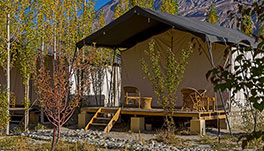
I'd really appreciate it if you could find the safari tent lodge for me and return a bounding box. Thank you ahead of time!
[76,6,255,134]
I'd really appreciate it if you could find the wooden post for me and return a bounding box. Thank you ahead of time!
[190,117,206,135]
[78,111,92,129]
[206,98,210,111]
[212,97,216,111]
[130,117,145,132]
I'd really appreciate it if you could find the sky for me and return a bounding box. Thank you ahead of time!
[95,0,111,11]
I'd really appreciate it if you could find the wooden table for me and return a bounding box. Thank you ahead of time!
[141,97,152,110]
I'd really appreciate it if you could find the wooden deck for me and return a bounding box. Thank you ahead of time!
[81,107,226,120]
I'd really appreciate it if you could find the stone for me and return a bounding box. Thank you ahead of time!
[17,129,216,150]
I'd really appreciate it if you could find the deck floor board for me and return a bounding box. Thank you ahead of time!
[81,107,226,120]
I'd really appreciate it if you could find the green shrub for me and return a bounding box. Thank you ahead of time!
[0,87,9,133]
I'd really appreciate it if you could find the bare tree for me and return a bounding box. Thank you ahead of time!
[36,49,93,151]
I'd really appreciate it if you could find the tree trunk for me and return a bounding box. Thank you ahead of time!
[51,127,57,151]
[253,111,257,132]
[165,115,170,138]
[113,66,116,107]
[6,13,10,135]
[55,125,61,147]
[92,69,98,106]
[54,30,56,61]
[24,76,30,131]
[40,40,45,124]
[249,102,257,133]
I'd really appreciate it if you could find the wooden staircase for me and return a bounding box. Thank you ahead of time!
[85,107,121,132]
[9,108,26,129]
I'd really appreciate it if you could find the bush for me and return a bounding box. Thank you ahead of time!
[0,87,9,133]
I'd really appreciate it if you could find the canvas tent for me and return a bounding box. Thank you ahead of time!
[76,6,256,108]
[0,48,56,107]
[75,59,121,107]
[0,67,26,106]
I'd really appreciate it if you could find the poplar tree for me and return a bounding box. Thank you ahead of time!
[0,0,23,134]
[33,1,96,149]
[129,0,154,9]
[142,40,193,137]
[16,0,39,131]
[258,24,264,38]
[0,0,40,132]
[206,0,219,24]
[0,0,97,135]
[80,0,96,39]
[114,0,155,19]
[160,0,179,15]
[241,15,253,36]
[114,0,130,19]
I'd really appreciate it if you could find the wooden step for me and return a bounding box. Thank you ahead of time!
[104,108,121,133]
[85,107,103,130]
[97,112,113,116]
[11,114,24,117]
[85,107,121,132]
[95,117,111,120]
[91,123,107,126]
[10,120,21,124]
[9,108,25,111]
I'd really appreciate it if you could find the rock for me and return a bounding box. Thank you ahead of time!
[18,129,215,151]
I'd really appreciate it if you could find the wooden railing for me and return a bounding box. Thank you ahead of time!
[104,108,121,133]
[85,107,102,130]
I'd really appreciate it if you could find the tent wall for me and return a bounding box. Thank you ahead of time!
[121,29,229,108]
[87,66,121,107]
[0,67,25,106]
[0,55,52,107]
[72,66,121,107]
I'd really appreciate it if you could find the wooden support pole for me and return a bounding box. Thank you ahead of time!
[206,39,232,136]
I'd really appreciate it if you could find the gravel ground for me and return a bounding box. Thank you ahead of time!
[13,128,217,151]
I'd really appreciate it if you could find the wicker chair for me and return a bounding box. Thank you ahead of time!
[123,86,141,108]
[181,87,206,111]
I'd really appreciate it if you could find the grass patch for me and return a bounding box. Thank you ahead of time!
[0,136,99,151]
[155,130,190,148]
[199,135,241,151]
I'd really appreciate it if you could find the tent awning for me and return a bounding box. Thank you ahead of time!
[76,6,256,49]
